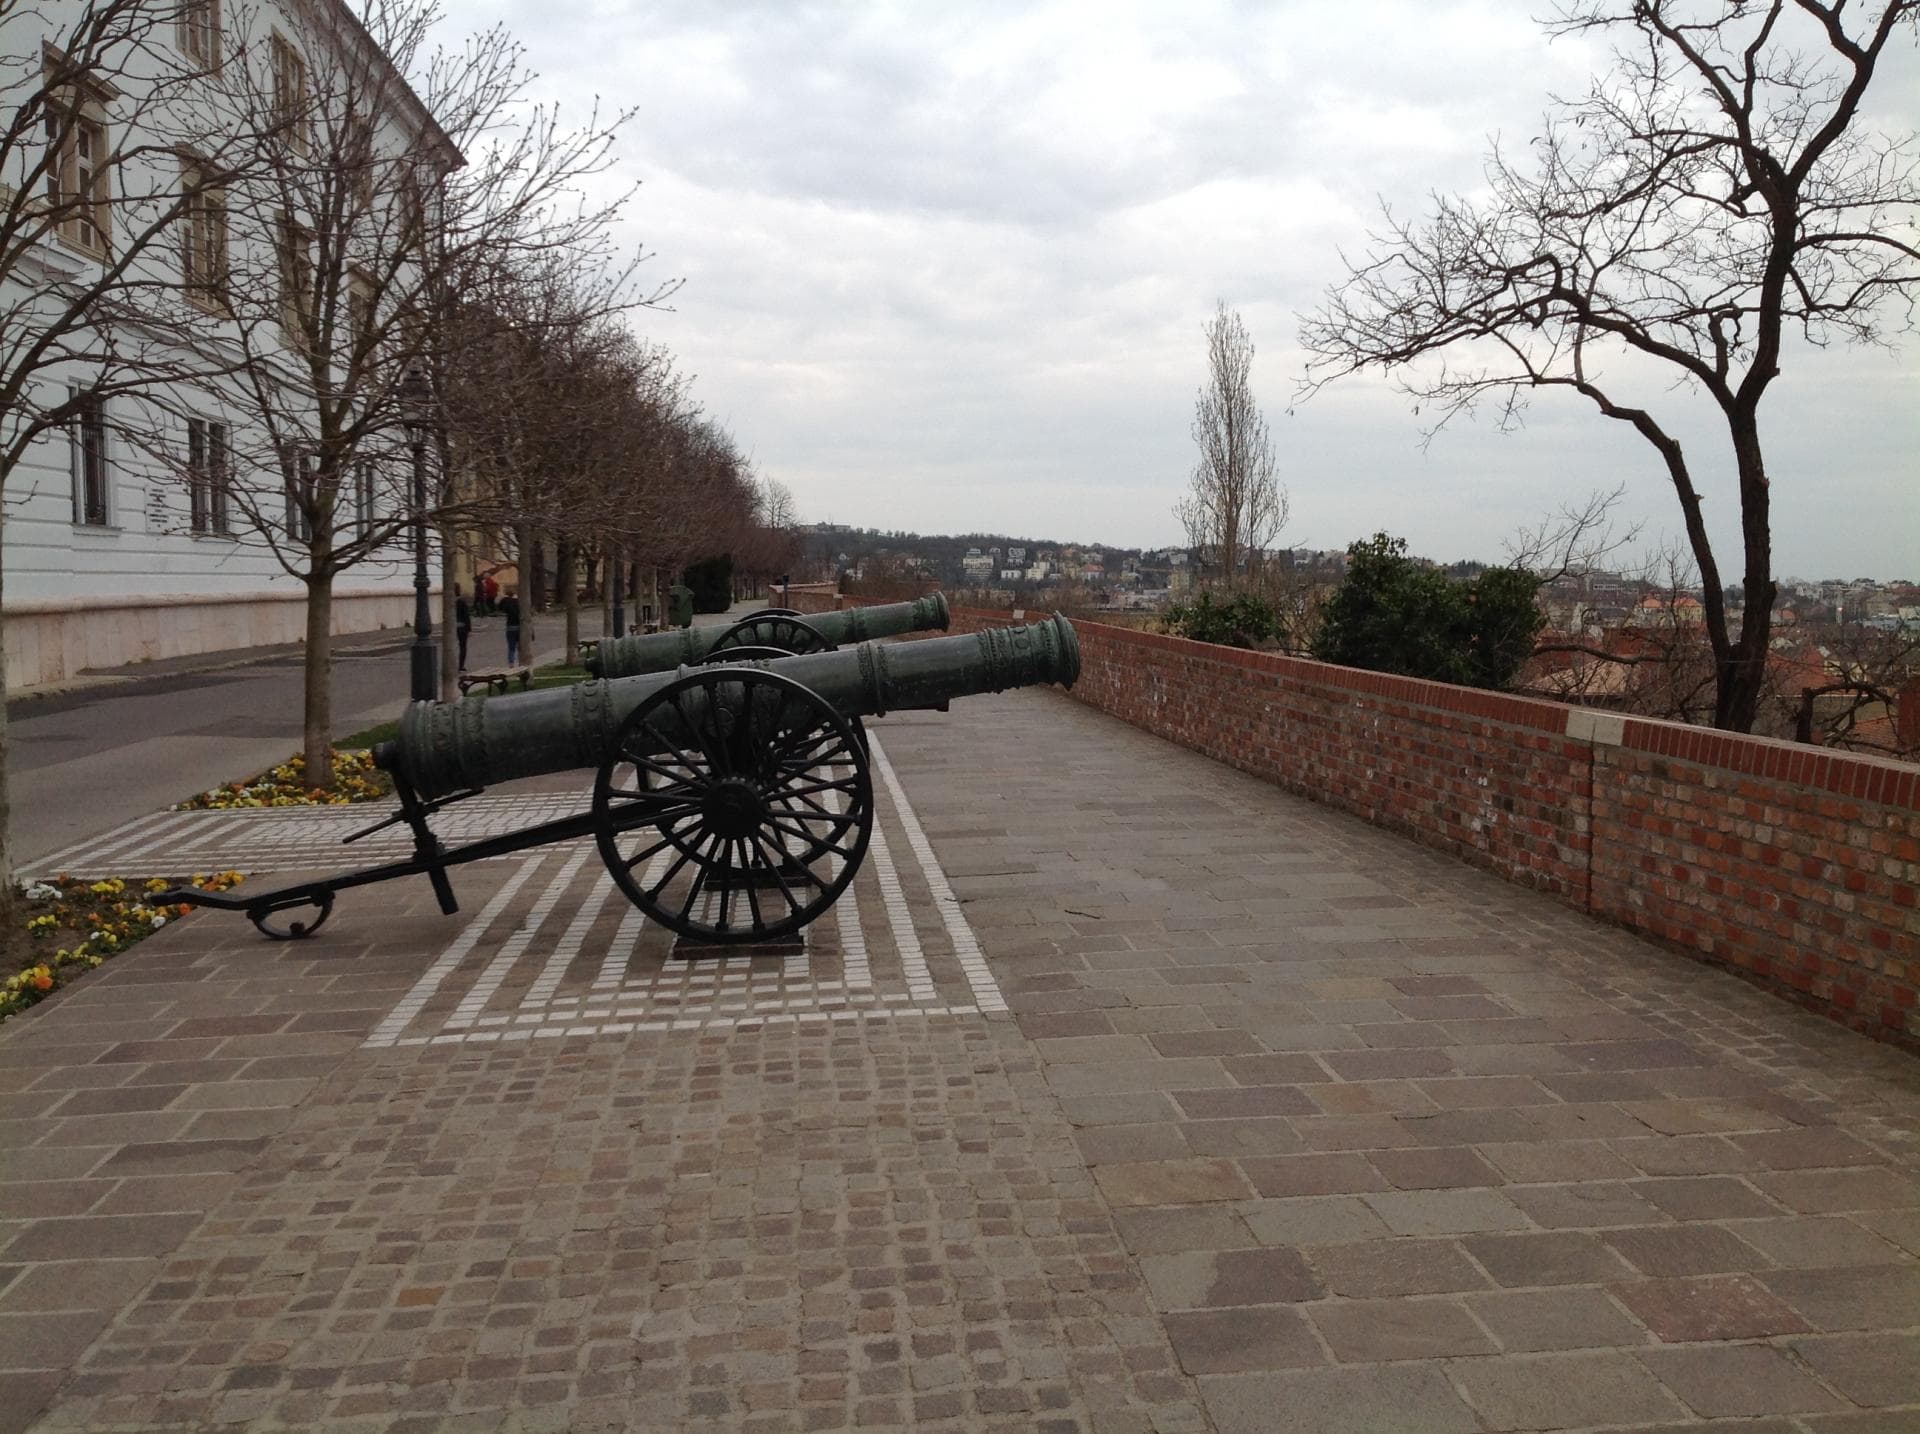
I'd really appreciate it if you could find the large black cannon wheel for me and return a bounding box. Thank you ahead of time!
[641,645,868,869]
[708,613,833,657]
[591,667,874,944]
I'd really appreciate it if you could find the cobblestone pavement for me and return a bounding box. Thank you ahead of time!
[4,691,1919,1432]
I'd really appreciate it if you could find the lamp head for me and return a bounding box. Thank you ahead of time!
[397,362,435,442]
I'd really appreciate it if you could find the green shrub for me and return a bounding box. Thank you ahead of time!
[1311,533,1543,690]
[1164,591,1281,649]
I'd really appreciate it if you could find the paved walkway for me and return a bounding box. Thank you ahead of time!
[3,689,1917,1432]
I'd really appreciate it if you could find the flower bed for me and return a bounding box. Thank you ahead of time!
[178,748,391,809]
[6,872,245,1021]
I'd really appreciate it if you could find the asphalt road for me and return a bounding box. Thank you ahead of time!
[10,629,430,869]
[9,601,767,870]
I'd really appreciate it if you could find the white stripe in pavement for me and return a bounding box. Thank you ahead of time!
[363,855,548,1048]
[446,847,593,1028]
[593,841,671,988]
[863,797,938,1005]
[868,732,1007,1015]
[385,1002,982,1045]
[823,780,871,991]
[520,865,618,1009]
[27,807,196,876]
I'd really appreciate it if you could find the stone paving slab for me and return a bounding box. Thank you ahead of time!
[0,719,1204,1432]
[1,691,1917,1432]
[888,692,1920,1434]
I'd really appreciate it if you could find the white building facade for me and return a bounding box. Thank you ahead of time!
[2,0,454,688]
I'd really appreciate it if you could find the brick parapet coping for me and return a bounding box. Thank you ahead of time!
[791,590,1918,1046]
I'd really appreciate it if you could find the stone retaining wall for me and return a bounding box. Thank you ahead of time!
[793,588,1919,1045]
[7,586,423,690]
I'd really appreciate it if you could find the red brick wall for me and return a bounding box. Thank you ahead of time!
[843,597,1917,1046]
[781,585,840,614]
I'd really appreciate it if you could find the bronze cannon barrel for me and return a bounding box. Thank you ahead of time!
[378,614,1077,801]
[586,593,951,677]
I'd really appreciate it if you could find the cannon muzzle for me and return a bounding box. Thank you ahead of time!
[379,613,1077,801]
[588,593,951,677]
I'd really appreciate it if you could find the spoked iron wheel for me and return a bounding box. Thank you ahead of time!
[737,606,801,621]
[592,668,874,944]
[648,646,867,864]
[708,613,833,657]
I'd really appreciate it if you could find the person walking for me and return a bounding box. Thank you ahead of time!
[454,584,472,671]
[500,588,522,666]
[481,570,500,616]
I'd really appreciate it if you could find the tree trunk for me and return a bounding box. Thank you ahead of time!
[516,521,537,666]
[0,512,21,964]
[303,574,334,789]
[1717,414,1776,732]
[560,539,580,665]
[438,526,458,701]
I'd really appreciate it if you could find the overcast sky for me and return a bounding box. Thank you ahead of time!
[458,0,1918,581]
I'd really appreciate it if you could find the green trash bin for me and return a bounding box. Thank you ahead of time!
[667,582,695,630]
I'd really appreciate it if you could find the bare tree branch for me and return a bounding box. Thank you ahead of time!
[1300,0,1920,731]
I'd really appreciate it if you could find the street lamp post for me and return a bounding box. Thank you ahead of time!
[399,364,440,703]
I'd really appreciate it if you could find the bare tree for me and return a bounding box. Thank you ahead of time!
[731,474,802,598]
[1301,0,1920,732]
[439,258,680,668]
[1175,302,1286,587]
[161,0,655,784]
[0,0,266,944]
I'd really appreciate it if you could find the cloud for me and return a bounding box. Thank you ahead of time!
[454,0,1920,578]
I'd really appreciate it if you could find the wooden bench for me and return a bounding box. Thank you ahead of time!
[458,665,532,697]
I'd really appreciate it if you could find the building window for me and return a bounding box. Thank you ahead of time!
[396,166,425,248]
[69,390,109,526]
[277,211,313,341]
[180,159,227,305]
[344,112,376,212]
[44,108,110,253]
[280,448,316,544]
[348,270,377,364]
[187,416,232,535]
[354,460,375,538]
[178,0,220,65]
[270,35,309,149]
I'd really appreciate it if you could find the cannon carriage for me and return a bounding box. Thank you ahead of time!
[163,615,1077,946]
